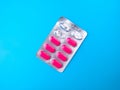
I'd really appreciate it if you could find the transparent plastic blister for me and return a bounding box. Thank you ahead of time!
[37,17,87,72]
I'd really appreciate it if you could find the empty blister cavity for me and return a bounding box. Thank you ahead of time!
[71,30,83,40]
[53,29,66,39]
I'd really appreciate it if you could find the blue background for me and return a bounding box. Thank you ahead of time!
[0,0,120,90]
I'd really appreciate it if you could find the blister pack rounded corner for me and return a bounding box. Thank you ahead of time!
[37,17,87,72]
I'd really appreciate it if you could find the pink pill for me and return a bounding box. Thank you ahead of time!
[57,52,67,61]
[51,59,63,69]
[49,36,61,46]
[39,50,51,60]
[61,45,72,54]
[67,38,77,47]
[44,43,55,53]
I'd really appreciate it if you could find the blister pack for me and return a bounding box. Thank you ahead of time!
[37,17,87,72]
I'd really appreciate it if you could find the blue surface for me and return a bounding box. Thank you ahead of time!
[0,0,120,90]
